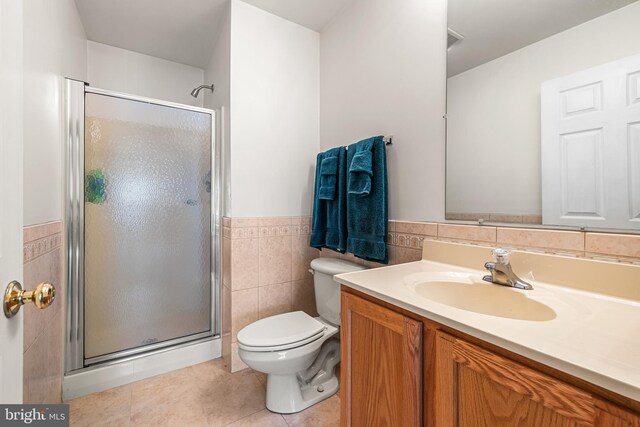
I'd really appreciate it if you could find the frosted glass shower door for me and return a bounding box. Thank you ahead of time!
[84,92,212,362]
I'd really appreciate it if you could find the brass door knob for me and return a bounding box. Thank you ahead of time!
[3,281,56,318]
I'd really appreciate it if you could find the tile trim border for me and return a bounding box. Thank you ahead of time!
[23,221,63,264]
[223,216,312,240]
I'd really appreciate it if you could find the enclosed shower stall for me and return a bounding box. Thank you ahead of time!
[64,79,220,374]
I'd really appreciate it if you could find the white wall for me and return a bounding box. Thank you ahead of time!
[23,0,87,226]
[229,0,320,217]
[320,0,448,222]
[447,2,640,216]
[204,3,231,217]
[87,41,205,107]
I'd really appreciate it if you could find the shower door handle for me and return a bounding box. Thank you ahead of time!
[3,281,56,318]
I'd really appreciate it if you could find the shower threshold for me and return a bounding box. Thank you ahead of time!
[63,335,221,401]
[84,330,215,366]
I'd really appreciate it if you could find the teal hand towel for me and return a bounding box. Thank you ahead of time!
[348,147,373,196]
[311,146,348,253]
[318,155,338,200]
[346,136,388,263]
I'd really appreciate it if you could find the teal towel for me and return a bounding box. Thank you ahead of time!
[311,147,348,253]
[318,156,338,200]
[348,146,373,196]
[346,136,388,263]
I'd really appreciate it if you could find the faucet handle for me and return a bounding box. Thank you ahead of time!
[484,261,496,271]
[492,248,512,265]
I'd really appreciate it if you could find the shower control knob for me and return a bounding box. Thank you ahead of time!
[3,281,56,318]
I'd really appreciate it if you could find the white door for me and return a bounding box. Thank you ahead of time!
[541,53,640,230]
[0,0,24,403]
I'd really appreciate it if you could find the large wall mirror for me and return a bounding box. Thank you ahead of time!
[445,0,640,232]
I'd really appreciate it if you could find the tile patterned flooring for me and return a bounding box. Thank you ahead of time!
[67,359,340,427]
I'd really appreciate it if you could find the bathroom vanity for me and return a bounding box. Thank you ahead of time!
[335,241,640,426]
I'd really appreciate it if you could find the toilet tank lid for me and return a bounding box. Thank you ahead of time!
[310,258,367,275]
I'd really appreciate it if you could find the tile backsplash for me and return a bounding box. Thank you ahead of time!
[388,222,640,265]
[23,221,64,404]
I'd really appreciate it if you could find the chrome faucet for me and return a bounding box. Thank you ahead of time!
[483,248,533,290]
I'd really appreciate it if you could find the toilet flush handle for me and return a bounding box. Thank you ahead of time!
[308,268,314,275]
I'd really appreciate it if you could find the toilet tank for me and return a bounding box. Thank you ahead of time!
[309,258,367,326]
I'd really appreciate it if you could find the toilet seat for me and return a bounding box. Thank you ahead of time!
[237,311,327,352]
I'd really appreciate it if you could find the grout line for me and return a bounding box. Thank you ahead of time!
[282,414,294,427]
[22,330,41,358]
[221,407,266,426]
[126,383,133,425]
[23,301,63,355]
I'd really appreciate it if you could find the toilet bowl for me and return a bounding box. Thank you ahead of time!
[237,258,366,414]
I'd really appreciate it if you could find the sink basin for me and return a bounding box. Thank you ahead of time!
[404,272,556,321]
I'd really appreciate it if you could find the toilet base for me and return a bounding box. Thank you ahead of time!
[266,372,339,414]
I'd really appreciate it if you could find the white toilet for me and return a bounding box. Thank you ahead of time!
[237,258,366,414]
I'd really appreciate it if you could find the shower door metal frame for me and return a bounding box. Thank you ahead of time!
[64,79,221,373]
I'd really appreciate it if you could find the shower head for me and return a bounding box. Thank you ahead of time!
[191,84,215,98]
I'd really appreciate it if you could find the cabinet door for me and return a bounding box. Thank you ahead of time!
[341,292,423,427]
[595,399,640,427]
[434,331,595,427]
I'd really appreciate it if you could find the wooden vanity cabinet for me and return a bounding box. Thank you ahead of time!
[340,288,640,427]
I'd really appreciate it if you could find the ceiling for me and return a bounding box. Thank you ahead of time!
[241,0,353,32]
[77,0,636,74]
[75,0,353,69]
[447,0,638,77]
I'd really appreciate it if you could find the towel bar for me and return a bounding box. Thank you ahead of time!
[344,135,393,150]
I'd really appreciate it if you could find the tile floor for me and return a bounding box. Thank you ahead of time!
[67,358,340,427]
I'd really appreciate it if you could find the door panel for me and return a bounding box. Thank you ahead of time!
[0,0,24,403]
[458,365,577,427]
[83,92,213,362]
[560,129,604,218]
[628,122,640,222]
[560,82,602,118]
[541,53,640,230]
[628,71,640,106]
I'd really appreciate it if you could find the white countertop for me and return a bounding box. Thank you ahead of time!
[335,259,640,401]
